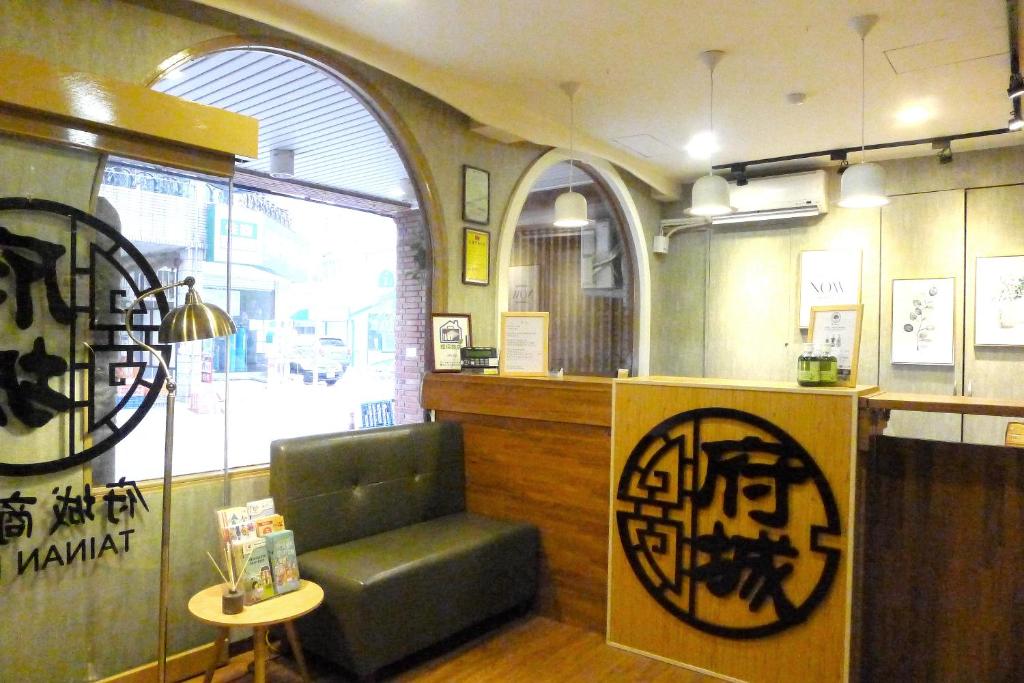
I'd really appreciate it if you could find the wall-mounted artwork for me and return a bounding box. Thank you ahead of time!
[975,255,1024,346]
[891,277,955,365]
[798,250,862,328]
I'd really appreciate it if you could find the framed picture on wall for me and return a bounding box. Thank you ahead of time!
[499,312,549,377]
[430,313,471,372]
[809,304,863,387]
[891,277,955,365]
[462,227,490,285]
[462,165,490,225]
[798,250,862,328]
[975,255,1024,346]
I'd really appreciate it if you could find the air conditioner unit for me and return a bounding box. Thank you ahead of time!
[712,169,829,224]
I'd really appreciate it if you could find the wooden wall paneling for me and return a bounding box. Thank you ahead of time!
[963,184,1024,445]
[705,224,795,380]
[860,436,1024,682]
[422,374,614,632]
[878,190,965,441]
[443,412,611,631]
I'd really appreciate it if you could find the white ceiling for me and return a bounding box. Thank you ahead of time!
[194,0,1018,197]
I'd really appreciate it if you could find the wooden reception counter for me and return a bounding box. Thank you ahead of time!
[422,373,1023,682]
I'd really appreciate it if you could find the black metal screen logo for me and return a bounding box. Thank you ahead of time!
[0,197,168,476]
[615,407,841,639]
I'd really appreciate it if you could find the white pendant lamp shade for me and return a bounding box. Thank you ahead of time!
[838,161,889,208]
[686,174,733,216]
[686,49,733,218]
[553,190,589,227]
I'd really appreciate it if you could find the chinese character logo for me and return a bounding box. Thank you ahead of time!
[0,198,168,476]
[615,407,841,639]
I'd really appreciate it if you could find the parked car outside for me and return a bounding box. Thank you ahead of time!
[288,336,351,385]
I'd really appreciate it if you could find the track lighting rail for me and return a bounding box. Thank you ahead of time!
[711,127,1011,176]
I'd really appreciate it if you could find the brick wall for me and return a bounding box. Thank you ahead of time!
[393,208,427,423]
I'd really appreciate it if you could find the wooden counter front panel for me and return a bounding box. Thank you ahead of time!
[609,382,860,683]
[437,411,611,632]
[423,372,616,633]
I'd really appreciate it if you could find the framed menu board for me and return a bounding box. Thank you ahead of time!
[499,312,548,377]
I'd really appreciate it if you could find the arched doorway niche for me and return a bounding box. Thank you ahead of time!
[496,149,651,375]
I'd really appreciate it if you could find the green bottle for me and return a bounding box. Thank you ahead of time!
[797,343,820,386]
[819,344,839,385]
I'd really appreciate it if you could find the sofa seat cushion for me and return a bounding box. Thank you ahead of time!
[296,511,538,676]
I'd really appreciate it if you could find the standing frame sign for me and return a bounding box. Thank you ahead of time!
[809,304,864,387]
[499,312,548,377]
[430,313,471,372]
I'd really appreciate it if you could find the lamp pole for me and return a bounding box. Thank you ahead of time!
[123,276,235,683]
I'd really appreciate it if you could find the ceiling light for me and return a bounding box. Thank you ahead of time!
[686,50,733,218]
[269,149,295,178]
[685,130,718,160]
[839,15,888,209]
[1009,73,1024,99]
[554,81,590,228]
[896,104,932,125]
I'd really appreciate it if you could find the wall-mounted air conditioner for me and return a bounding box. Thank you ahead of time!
[712,169,829,224]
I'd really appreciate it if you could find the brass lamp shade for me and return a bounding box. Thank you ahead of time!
[158,288,236,342]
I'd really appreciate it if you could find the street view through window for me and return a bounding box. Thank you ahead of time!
[97,163,396,480]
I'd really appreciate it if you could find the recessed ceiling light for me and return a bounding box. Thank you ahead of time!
[684,130,719,160]
[896,104,933,125]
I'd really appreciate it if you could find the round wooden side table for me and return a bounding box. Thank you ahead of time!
[187,579,325,683]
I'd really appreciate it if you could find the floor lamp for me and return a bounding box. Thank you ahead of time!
[124,275,236,683]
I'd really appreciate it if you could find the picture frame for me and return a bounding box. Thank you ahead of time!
[891,277,955,365]
[808,304,864,387]
[499,311,549,377]
[462,165,490,225]
[974,255,1024,346]
[462,227,490,286]
[798,250,862,329]
[430,313,471,372]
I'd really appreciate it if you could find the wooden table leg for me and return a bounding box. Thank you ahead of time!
[253,625,268,683]
[203,628,229,683]
[284,620,312,682]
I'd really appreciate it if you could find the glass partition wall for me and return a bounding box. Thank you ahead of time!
[509,161,634,376]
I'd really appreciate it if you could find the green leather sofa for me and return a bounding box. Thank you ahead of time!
[269,421,539,678]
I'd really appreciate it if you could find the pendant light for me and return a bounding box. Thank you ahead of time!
[687,50,733,217]
[838,15,889,208]
[554,81,590,228]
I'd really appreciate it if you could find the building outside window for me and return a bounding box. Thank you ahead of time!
[94,162,397,482]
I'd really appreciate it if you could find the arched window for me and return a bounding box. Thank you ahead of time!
[508,161,635,376]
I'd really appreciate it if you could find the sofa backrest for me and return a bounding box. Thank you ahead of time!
[269,421,466,555]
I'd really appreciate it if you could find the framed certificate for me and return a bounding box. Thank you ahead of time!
[430,313,471,372]
[462,165,490,225]
[462,227,490,285]
[499,312,549,377]
[808,304,863,387]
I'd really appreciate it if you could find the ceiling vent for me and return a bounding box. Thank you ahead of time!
[713,169,829,224]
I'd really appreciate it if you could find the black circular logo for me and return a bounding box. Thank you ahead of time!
[0,198,168,476]
[615,407,841,639]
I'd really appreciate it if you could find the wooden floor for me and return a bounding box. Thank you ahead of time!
[187,615,710,682]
